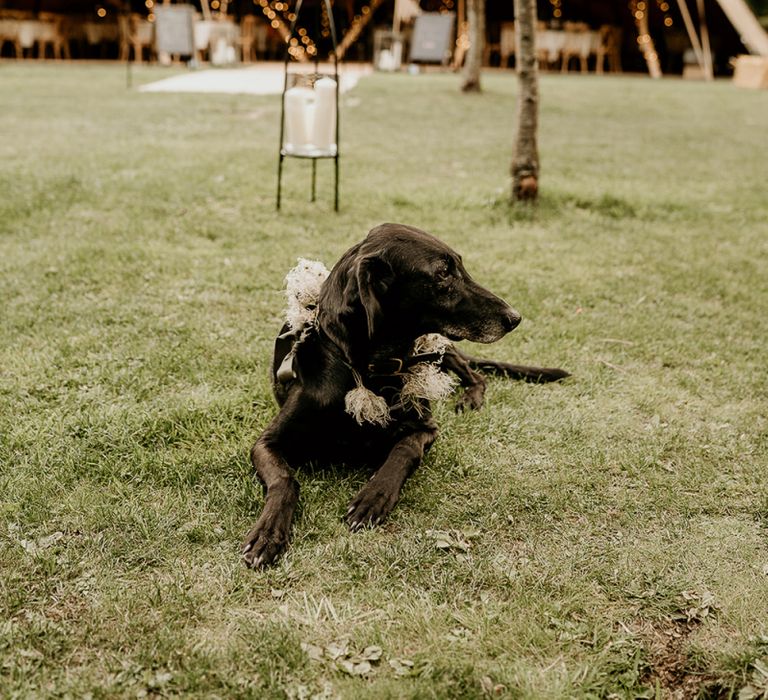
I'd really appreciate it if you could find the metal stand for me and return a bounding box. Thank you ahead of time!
[276,0,340,212]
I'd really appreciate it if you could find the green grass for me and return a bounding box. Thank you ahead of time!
[1,61,768,698]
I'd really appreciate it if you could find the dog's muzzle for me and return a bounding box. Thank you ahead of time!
[502,308,522,332]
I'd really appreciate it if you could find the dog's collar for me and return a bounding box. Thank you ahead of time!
[367,352,445,377]
[312,323,444,379]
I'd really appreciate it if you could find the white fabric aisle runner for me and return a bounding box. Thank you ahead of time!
[138,63,372,96]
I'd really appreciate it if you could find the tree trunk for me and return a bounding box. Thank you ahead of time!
[510,0,539,202]
[461,0,485,92]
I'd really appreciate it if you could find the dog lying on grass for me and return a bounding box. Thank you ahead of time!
[242,223,568,568]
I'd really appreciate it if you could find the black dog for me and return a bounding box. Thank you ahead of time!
[242,223,567,568]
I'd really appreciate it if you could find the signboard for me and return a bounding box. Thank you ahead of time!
[154,5,195,56]
[409,13,455,64]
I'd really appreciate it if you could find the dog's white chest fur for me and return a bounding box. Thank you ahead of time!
[283,258,456,425]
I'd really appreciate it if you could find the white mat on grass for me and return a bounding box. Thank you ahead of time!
[138,63,371,95]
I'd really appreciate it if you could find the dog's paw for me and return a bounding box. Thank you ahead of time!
[241,517,289,569]
[346,481,398,532]
[455,384,485,412]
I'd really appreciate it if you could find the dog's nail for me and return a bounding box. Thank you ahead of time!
[254,555,264,567]
[346,506,355,515]
[242,543,253,554]
[375,517,383,525]
[350,521,359,531]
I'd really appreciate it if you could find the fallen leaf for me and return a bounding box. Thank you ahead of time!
[19,531,64,555]
[325,640,349,661]
[388,658,414,676]
[360,645,383,662]
[301,642,324,662]
[338,659,372,676]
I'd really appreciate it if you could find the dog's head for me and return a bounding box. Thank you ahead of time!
[317,224,520,358]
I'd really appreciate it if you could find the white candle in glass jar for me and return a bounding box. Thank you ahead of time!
[284,86,313,151]
[311,78,337,152]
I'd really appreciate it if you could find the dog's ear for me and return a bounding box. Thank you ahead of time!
[353,254,392,338]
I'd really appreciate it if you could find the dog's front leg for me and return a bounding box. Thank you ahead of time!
[346,427,437,531]
[442,345,486,411]
[242,437,299,568]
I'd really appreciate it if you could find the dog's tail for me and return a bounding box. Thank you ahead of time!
[463,354,570,383]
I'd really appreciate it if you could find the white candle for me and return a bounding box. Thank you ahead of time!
[311,77,336,152]
[378,49,394,71]
[284,86,313,152]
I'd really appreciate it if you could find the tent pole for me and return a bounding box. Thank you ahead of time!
[631,1,662,78]
[696,0,714,80]
[714,0,768,56]
[675,0,706,72]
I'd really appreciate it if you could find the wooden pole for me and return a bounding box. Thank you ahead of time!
[631,0,662,78]
[676,0,706,71]
[696,0,714,80]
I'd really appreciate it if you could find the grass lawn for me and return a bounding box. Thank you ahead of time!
[1,61,767,698]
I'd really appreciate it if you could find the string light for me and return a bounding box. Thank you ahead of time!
[656,0,674,26]
[629,0,662,77]
[257,0,317,60]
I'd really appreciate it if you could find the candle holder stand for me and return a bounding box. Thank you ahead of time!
[276,0,340,212]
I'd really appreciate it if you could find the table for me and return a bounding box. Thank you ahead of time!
[0,18,68,58]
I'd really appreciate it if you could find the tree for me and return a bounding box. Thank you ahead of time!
[461,0,485,92]
[510,0,539,202]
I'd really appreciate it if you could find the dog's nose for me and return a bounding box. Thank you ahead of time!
[502,308,522,332]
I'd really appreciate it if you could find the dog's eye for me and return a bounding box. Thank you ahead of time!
[435,266,452,284]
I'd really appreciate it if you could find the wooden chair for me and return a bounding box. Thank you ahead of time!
[596,25,622,74]
[118,13,153,62]
[560,22,591,73]
[38,13,70,59]
[483,22,500,66]
[0,18,23,57]
[239,15,257,62]
[499,22,515,68]
[536,20,561,69]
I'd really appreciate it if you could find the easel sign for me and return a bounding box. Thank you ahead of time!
[409,13,455,65]
[154,5,196,58]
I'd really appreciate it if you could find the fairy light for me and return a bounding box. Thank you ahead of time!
[257,0,316,59]
[96,7,107,17]
[549,0,563,20]
[336,4,375,49]
[656,0,673,27]
[629,0,662,77]
[320,0,330,38]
